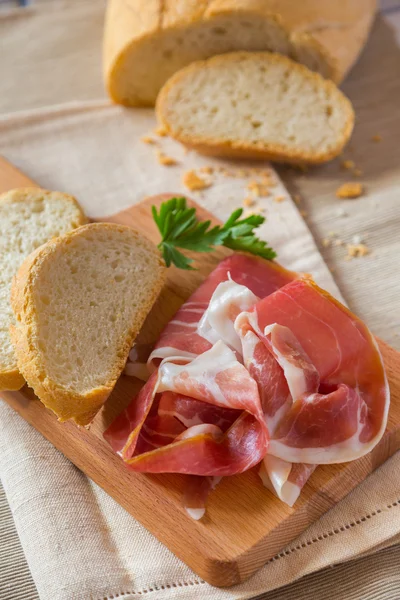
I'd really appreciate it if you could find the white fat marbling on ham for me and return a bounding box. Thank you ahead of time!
[197,277,259,353]
[159,341,240,408]
[263,324,319,401]
[186,508,206,520]
[124,361,150,381]
[259,457,316,507]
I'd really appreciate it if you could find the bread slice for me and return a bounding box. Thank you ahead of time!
[10,223,166,426]
[0,188,87,391]
[104,0,376,106]
[156,52,355,164]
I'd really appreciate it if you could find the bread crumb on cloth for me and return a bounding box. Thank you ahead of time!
[352,168,363,177]
[336,207,348,217]
[293,194,302,205]
[243,205,266,218]
[182,170,211,191]
[154,124,168,137]
[340,159,355,170]
[243,197,255,207]
[351,233,367,245]
[345,243,370,260]
[155,149,178,166]
[273,195,285,203]
[336,182,364,199]
[371,134,382,143]
[247,181,270,197]
[141,135,157,145]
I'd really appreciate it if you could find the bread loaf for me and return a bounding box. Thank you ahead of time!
[10,223,166,426]
[156,52,354,164]
[104,0,376,107]
[0,188,87,391]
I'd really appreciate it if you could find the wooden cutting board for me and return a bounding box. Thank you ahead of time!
[1,156,400,587]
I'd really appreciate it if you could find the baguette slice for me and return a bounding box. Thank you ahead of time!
[10,223,166,426]
[0,188,87,391]
[156,52,355,164]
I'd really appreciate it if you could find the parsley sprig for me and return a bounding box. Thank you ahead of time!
[152,197,276,270]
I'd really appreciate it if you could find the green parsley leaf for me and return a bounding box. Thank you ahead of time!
[152,197,276,269]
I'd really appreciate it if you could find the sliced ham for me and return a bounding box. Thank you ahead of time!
[105,342,268,476]
[259,457,316,506]
[105,254,389,517]
[148,254,297,368]
[235,279,390,464]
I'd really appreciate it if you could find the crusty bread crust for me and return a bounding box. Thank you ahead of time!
[104,0,376,106]
[156,52,355,165]
[10,223,166,427]
[0,188,88,391]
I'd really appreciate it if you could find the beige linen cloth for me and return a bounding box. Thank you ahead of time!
[0,101,400,600]
[0,2,400,600]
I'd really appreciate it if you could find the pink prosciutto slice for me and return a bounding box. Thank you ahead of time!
[259,457,316,506]
[235,279,390,465]
[107,254,298,515]
[105,341,268,476]
[106,255,389,515]
[183,475,222,520]
[148,254,297,367]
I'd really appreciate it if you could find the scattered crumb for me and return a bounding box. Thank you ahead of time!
[217,167,235,178]
[156,149,178,166]
[300,209,308,218]
[273,195,286,203]
[340,159,355,170]
[217,167,274,180]
[154,124,168,137]
[218,167,247,178]
[345,243,370,260]
[334,238,345,247]
[351,233,364,245]
[328,231,337,238]
[336,208,348,217]
[371,134,382,143]
[247,181,270,197]
[352,168,363,177]
[322,238,331,248]
[243,197,255,207]
[330,267,336,273]
[243,206,266,218]
[199,166,214,175]
[182,170,211,191]
[336,182,364,199]
[141,135,156,145]
[293,194,302,205]
[260,173,275,185]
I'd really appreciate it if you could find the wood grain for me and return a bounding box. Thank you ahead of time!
[1,156,400,587]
